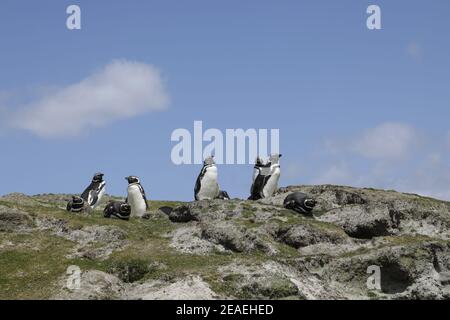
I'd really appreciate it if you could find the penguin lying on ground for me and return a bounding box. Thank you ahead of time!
[81,173,106,210]
[66,196,85,213]
[103,201,131,220]
[126,176,149,218]
[217,190,230,200]
[283,192,317,215]
[194,156,229,200]
[249,154,282,200]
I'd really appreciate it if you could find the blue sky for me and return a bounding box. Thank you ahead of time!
[0,0,449,201]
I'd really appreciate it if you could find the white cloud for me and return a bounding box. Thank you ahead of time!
[351,122,418,160]
[307,123,450,200]
[8,60,169,138]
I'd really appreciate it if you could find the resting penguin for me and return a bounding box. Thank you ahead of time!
[103,201,131,220]
[217,190,230,200]
[194,156,220,200]
[249,154,282,200]
[66,196,85,213]
[125,176,148,218]
[283,192,317,214]
[81,173,106,210]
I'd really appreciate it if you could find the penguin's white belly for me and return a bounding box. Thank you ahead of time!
[263,168,280,198]
[197,170,219,200]
[128,185,147,217]
[89,186,105,209]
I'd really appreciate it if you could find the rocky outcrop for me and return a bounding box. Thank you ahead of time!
[1,185,449,300]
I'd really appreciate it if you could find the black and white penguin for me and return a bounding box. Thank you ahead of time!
[250,156,271,195]
[66,196,85,213]
[217,190,230,200]
[283,192,316,215]
[194,156,220,200]
[249,154,282,200]
[103,201,131,220]
[81,173,106,210]
[125,176,148,218]
[252,156,269,182]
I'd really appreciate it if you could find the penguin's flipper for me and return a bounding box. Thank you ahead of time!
[194,170,203,201]
[139,184,149,210]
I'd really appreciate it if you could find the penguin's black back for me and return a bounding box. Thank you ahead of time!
[194,165,208,200]
[283,192,316,214]
[249,174,271,200]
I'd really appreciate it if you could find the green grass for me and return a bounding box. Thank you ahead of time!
[0,232,75,299]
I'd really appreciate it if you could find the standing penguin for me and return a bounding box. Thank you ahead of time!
[81,173,106,210]
[194,156,220,200]
[249,154,282,200]
[125,176,148,218]
[252,157,268,182]
[250,156,271,194]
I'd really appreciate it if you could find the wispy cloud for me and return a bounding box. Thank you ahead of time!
[289,122,450,200]
[5,60,169,138]
[311,122,450,200]
[350,122,418,160]
[324,122,419,161]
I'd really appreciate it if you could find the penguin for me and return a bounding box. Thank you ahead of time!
[125,176,148,218]
[66,196,85,213]
[217,190,230,200]
[80,173,106,210]
[283,192,317,215]
[194,156,220,200]
[252,156,269,182]
[250,156,271,194]
[103,201,131,220]
[249,154,282,200]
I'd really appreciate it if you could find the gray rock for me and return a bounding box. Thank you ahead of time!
[0,205,34,232]
[54,270,126,300]
[277,223,348,248]
[318,204,397,239]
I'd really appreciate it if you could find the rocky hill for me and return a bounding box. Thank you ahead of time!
[1,185,449,300]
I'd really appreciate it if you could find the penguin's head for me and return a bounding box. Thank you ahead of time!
[125,176,140,184]
[255,156,264,166]
[119,203,131,214]
[71,196,84,204]
[92,173,104,182]
[269,154,282,164]
[304,198,317,210]
[203,156,215,166]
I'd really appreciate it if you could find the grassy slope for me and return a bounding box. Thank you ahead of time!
[0,199,298,299]
[1,190,449,300]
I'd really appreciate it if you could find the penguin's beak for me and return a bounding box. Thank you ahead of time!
[279,154,282,157]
